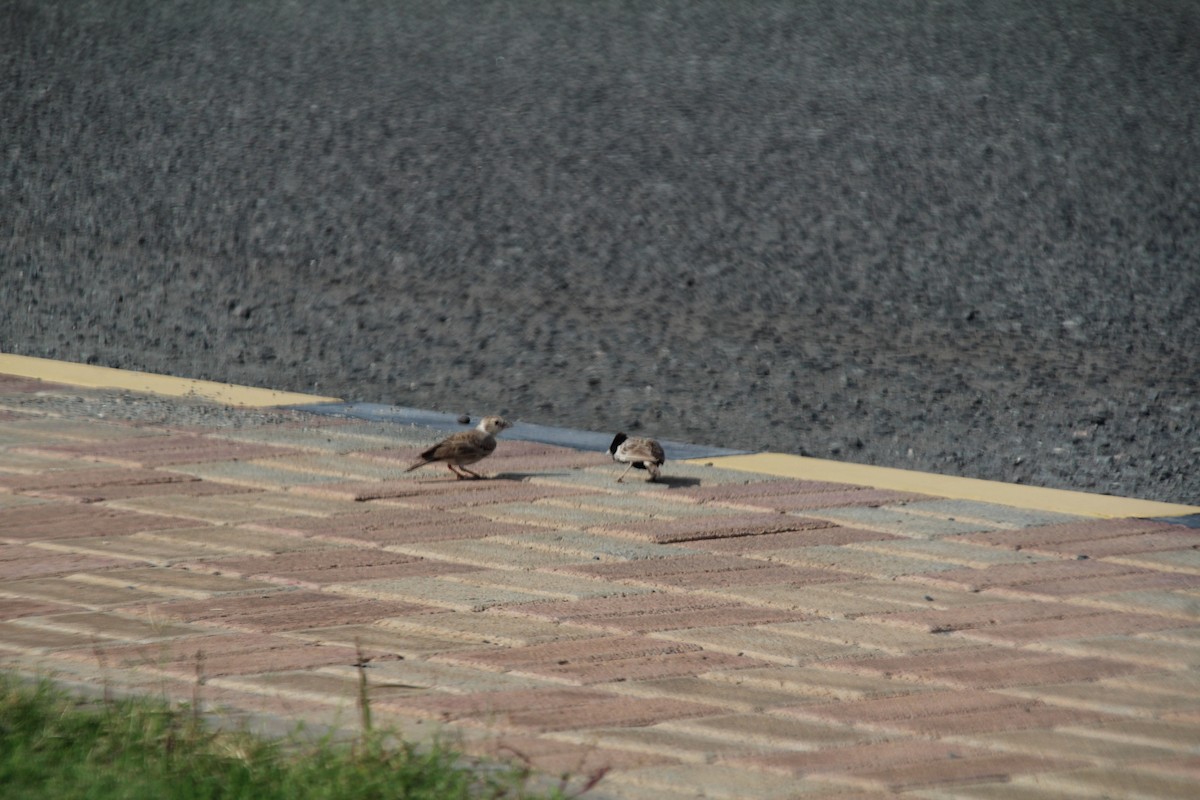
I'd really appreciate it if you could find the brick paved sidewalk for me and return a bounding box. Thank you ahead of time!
[1,373,1198,799]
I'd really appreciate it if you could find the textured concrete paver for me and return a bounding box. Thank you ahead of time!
[1,377,1198,798]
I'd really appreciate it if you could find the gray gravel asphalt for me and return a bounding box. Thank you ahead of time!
[3,1,1198,504]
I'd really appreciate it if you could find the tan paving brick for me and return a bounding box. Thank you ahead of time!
[703,665,938,701]
[895,499,1082,530]
[465,734,673,778]
[732,738,986,777]
[557,554,847,592]
[321,658,554,695]
[800,505,986,537]
[907,559,1148,593]
[330,576,552,611]
[439,635,764,685]
[0,577,160,607]
[655,625,869,665]
[608,676,814,712]
[477,501,647,529]
[663,712,873,750]
[210,669,425,707]
[969,727,1185,764]
[601,764,847,800]
[284,623,489,657]
[763,620,981,655]
[6,419,164,444]
[868,600,1116,633]
[591,513,830,544]
[1076,588,1200,620]
[378,609,602,647]
[382,482,590,511]
[555,724,769,763]
[443,567,635,600]
[253,454,416,481]
[190,549,468,588]
[1062,717,1200,754]
[1105,548,1200,575]
[488,529,702,561]
[825,579,1001,610]
[1025,766,1200,800]
[13,610,197,642]
[105,495,290,523]
[74,567,274,598]
[140,525,351,556]
[125,589,428,632]
[1002,680,1200,719]
[215,490,364,517]
[1040,634,1200,669]
[764,545,962,579]
[955,611,1196,645]
[714,584,913,617]
[37,480,252,503]
[846,538,1048,568]
[166,460,339,489]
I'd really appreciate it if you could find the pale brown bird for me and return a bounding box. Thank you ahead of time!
[608,432,665,482]
[405,416,512,479]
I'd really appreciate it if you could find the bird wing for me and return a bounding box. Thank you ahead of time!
[421,430,495,464]
[618,437,665,465]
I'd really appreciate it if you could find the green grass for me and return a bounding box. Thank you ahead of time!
[0,674,584,800]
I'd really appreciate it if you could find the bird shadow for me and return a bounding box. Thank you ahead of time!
[651,475,703,488]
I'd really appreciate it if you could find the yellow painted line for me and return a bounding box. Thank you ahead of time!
[693,452,1200,519]
[0,354,341,408]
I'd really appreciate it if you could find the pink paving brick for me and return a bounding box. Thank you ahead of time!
[443,635,704,670]
[668,479,864,504]
[243,511,538,547]
[686,526,899,553]
[19,435,304,467]
[1021,530,1200,558]
[998,570,1200,599]
[0,503,199,541]
[591,513,834,544]
[0,548,132,580]
[503,593,811,634]
[0,597,79,620]
[716,488,932,512]
[383,482,588,510]
[123,590,430,632]
[908,559,1149,592]
[891,703,1112,736]
[194,550,480,588]
[866,601,1111,633]
[30,480,252,503]
[962,517,1181,551]
[383,686,616,721]
[842,752,1084,792]
[401,689,720,733]
[0,467,195,493]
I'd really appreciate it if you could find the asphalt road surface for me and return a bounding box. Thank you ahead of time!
[4,1,1198,504]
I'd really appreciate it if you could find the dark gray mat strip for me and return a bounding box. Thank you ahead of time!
[286,402,752,462]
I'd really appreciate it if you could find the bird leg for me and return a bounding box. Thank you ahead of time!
[616,463,635,483]
[449,464,483,480]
